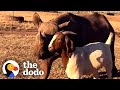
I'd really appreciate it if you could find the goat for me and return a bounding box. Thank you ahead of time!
[48,31,113,79]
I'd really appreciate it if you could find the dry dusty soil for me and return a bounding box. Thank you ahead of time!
[0,11,120,79]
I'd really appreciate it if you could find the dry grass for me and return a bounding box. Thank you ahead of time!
[0,32,68,79]
[0,11,120,79]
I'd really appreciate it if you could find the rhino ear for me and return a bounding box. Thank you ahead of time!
[33,12,43,28]
[58,21,70,29]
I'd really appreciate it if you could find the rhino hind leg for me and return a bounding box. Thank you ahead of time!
[110,37,118,77]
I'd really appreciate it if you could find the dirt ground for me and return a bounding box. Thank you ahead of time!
[0,11,120,79]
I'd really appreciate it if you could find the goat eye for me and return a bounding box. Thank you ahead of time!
[58,39,60,40]
[58,38,61,41]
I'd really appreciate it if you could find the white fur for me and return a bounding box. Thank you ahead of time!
[48,34,58,48]
[66,42,113,79]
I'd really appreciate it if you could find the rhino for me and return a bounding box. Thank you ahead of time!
[33,12,117,79]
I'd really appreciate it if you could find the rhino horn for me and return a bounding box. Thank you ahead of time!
[40,31,45,39]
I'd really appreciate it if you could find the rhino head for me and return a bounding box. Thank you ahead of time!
[33,12,70,59]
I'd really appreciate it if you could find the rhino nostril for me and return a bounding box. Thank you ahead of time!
[39,52,44,56]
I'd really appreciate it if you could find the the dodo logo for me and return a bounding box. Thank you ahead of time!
[2,60,19,78]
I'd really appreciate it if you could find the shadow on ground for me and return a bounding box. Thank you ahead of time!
[99,70,120,79]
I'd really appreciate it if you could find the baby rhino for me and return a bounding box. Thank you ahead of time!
[48,31,113,79]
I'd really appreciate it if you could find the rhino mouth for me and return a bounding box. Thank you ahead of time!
[39,50,56,60]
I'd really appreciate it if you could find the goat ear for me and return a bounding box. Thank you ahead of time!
[65,36,75,58]
[62,31,77,35]
[33,12,43,28]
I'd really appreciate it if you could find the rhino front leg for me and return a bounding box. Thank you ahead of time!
[39,59,52,79]
[39,54,60,79]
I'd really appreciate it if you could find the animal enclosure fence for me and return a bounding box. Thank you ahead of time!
[0,11,37,32]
